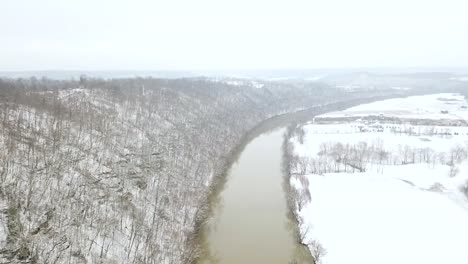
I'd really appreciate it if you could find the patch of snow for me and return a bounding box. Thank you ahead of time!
[58,88,88,99]
[208,78,265,88]
[225,80,243,86]
[250,81,265,89]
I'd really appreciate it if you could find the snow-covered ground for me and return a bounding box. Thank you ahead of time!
[292,171,468,264]
[294,123,468,159]
[289,93,468,264]
[320,93,468,121]
[0,199,7,249]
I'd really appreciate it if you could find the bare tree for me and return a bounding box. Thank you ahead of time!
[449,165,460,178]
[309,240,327,264]
[449,144,468,165]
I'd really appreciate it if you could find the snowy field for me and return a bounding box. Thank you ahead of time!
[320,93,468,121]
[289,93,468,264]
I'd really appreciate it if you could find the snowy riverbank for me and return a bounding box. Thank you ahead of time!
[287,93,468,264]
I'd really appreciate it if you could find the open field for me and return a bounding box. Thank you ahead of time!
[288,93,468,264]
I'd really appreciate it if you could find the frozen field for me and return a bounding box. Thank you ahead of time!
[289,93,468,264]
[320,93,468,121]
[293,123,468,159]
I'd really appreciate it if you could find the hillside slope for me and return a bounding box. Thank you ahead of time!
[0,77,393,264]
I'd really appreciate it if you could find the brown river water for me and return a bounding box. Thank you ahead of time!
[195,96,401,264]
[196,128,311,264]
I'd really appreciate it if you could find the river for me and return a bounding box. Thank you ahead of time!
[196,128,311,264]
[195,95,406,264]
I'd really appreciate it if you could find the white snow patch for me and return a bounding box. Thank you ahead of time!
[208,78,265,88]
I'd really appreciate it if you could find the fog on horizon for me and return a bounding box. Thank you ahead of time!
[2,0,468,71]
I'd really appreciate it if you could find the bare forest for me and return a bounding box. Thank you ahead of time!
[0,77,399,264]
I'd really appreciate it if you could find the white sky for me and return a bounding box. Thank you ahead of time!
[1,0,467,71]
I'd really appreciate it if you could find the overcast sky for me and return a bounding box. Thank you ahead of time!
[1,0,467,71]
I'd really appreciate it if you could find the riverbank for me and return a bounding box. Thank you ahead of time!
[286,93,468,264]
[195,129,313,264]
[192,92,413,263]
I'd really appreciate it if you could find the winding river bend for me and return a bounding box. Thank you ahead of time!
[195,95,406,264]
[197,128,311,264]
